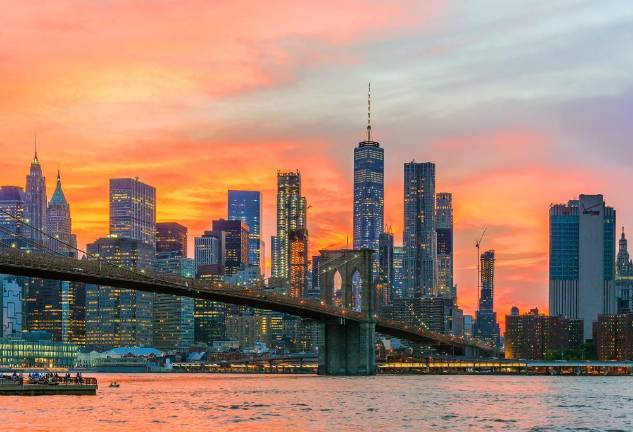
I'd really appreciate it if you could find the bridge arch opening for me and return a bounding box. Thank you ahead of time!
[333,270,343,307]
[351,269,362,312]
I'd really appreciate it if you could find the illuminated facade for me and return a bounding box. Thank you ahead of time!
[212,219,249,275]
[505,308,583,360]
[0,186,28,250]
[377,231,394,307]
[0,332,77,368]
[228,190,262,271]
[85,237,155,350]
[288,229,308,298]
[549,194,617,338]
[435,192,454,299]
[109,178,156,246]
[153,252,195,351]
[194,237,226,345]
[25,149,47,245]
[403,162,436,298]
[271,171,306,281]
[156,222,188,257]
[473,250,500,346]
[392,246,405,300]
[594,313,633,361]
[1,277,22,337]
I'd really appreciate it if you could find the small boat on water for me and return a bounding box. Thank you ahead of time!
[109,382,120,388]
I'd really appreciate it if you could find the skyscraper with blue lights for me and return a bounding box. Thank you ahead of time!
[228,190,262,271]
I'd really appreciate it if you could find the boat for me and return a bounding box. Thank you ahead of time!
[0,375,98,396]
[109,381,120,388]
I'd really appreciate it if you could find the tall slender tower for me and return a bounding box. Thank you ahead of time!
[403,161,436,298]
[47,171,77,257]
[473,250,499,346]
[435,193,454,298]
[353,83,384,265]
[25,143,47,246]
[228,190,262,271]
[271,171,306,281]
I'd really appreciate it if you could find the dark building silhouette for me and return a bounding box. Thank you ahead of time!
[473,250,500,346]
[156,222,188,257]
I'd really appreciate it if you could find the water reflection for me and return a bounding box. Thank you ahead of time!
[1,374,632,431]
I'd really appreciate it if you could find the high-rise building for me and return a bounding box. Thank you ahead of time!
[377,231,394,306]
[549,194,617,338]
[271,171,306,281]
[353,84,384,269]
[0,186,29,250]
[153,252,195,351]
[473,250,500,346]
[594,313,633,361]
[288,229,308,298]
[403,162,436,298]
[25,148,47,245]
[228,190,262,271]
[1,277,22,337]
[392,246,405,300]
[156,222,188,257]
[85,237,155,350]
[616,229,633,313]
[47,171,77,257]
[109,178,156,246]
[504,307,583,360]
[194,231,223,271]
[212,219,249,276]
[308,256,321,299]
[194,232,226,345]
[435,192,454,299]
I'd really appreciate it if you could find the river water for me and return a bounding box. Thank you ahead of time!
[2,373,632,431]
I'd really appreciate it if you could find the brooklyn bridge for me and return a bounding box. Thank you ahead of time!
[0,245,496,375]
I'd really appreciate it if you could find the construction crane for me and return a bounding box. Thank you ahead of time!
[475,227,487,306]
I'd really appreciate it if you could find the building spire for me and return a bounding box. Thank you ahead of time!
[366,82,372,141]
[33,134,39,164]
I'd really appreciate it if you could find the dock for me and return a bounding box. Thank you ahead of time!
[0,377,98,396]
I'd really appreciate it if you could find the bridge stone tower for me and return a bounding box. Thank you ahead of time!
[318,248,376,375]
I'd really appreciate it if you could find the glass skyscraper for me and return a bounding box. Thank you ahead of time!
[156,222,188,257]
[435,192,454,299]
[25,149,47,245]
[228,190,262,271]
[549,194,616,338]
[109,178,156,246]
[353,84,384,271]
[403,162,436,298]
[473,250,500,346]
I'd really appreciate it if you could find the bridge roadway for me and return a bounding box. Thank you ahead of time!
[0,248,495,355]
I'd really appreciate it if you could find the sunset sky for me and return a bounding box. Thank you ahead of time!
[2,1,633,324]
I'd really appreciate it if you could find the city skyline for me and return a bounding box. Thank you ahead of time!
[2,1,633,325]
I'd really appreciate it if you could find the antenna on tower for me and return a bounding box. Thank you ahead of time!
[366,82,371,141]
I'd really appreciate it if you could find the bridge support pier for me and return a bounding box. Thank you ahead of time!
[318,319,376,376]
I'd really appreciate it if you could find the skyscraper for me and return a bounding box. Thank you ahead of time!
[25,147,47,245]
[194,233,226,345]
[271,171,306,281]
[377,231,394,306]
[615,229,633,313]
[617,228,633,278]
[435,192,454,299]
[156,222,188,257]
[0,186,28,250]
[403,162,436,298]
[212,219,249,276]
[109,178,156,246]
[549,194,616,338]
[228,190,262,270]
[288,228,308,298]
[473,250,500,346]
[392,246,405,300]
[85,237,155,350]
[353,83,384,266]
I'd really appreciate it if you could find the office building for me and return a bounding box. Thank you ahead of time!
[271,171,306,281]
[353,84,384,270]
[505,307,584,360]
[194,234,226,345]
[0,332,77,368]
[435,192,454,298]
[383,297,461,335]
[377,231,394,306]
[212,219,249,275]
[156,222,188,257]
[153,252,195,351]
[228,190,262,271]
[473,250,500,346]
[549,194,617,338]
[403,162,436,297]
[1,277,22,337]
[109,178,156,246]
[85,237,155,350]
[0,186,29,250]
[392,246,405,300]
[25,148,47,245]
